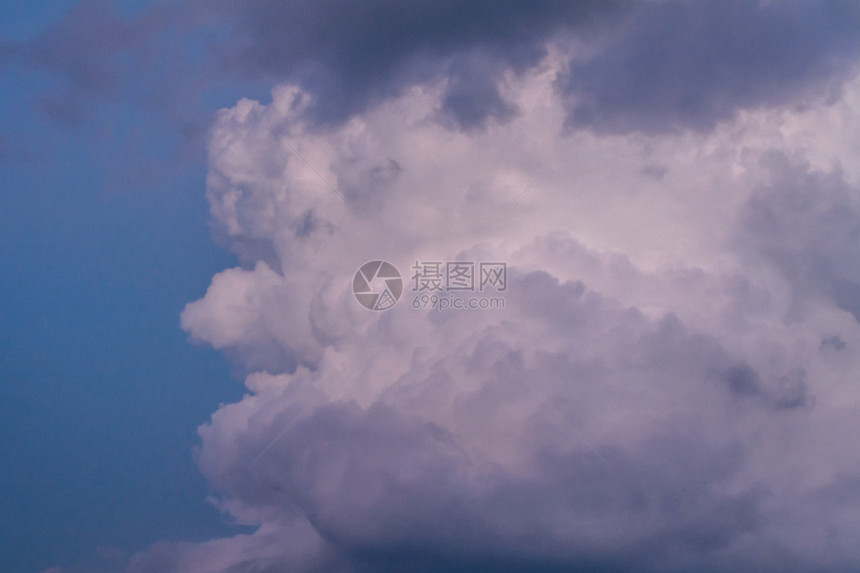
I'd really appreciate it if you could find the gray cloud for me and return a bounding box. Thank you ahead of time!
[3,0,628,131]
[561,0,860,134]
[19,0,144,93]
[215,0,629,129]
[8,1,860,135]
[220,0,860,133]
[2,0,222,142]
[739,151,860,321]
[190,273,773,572]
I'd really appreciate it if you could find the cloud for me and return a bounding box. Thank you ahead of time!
[738,150,860,320]
[18,0,144,93]
[561,0,860,134]
[216,0,630,128]
[29,2,860,571]
[4,0,627,132]
[9,0,860,136]
[113,51,860,572]
[213,0,860,134]
[5,0,157,122]
[2,0,224,144]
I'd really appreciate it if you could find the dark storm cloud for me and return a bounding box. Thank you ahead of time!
[562,0,860,134]
[217,0,629,128]
[8,0,860,134]
[436,52,519,130]
[3,0,630,133]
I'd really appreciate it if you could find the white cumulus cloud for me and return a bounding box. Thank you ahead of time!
[131,56,860,572]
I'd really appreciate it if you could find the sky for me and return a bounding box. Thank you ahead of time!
[2,1,860,572]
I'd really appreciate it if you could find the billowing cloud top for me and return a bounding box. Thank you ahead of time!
[61,1,860,572]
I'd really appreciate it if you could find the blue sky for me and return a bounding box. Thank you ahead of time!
[3,2,860,572]
[0,3,259,570]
